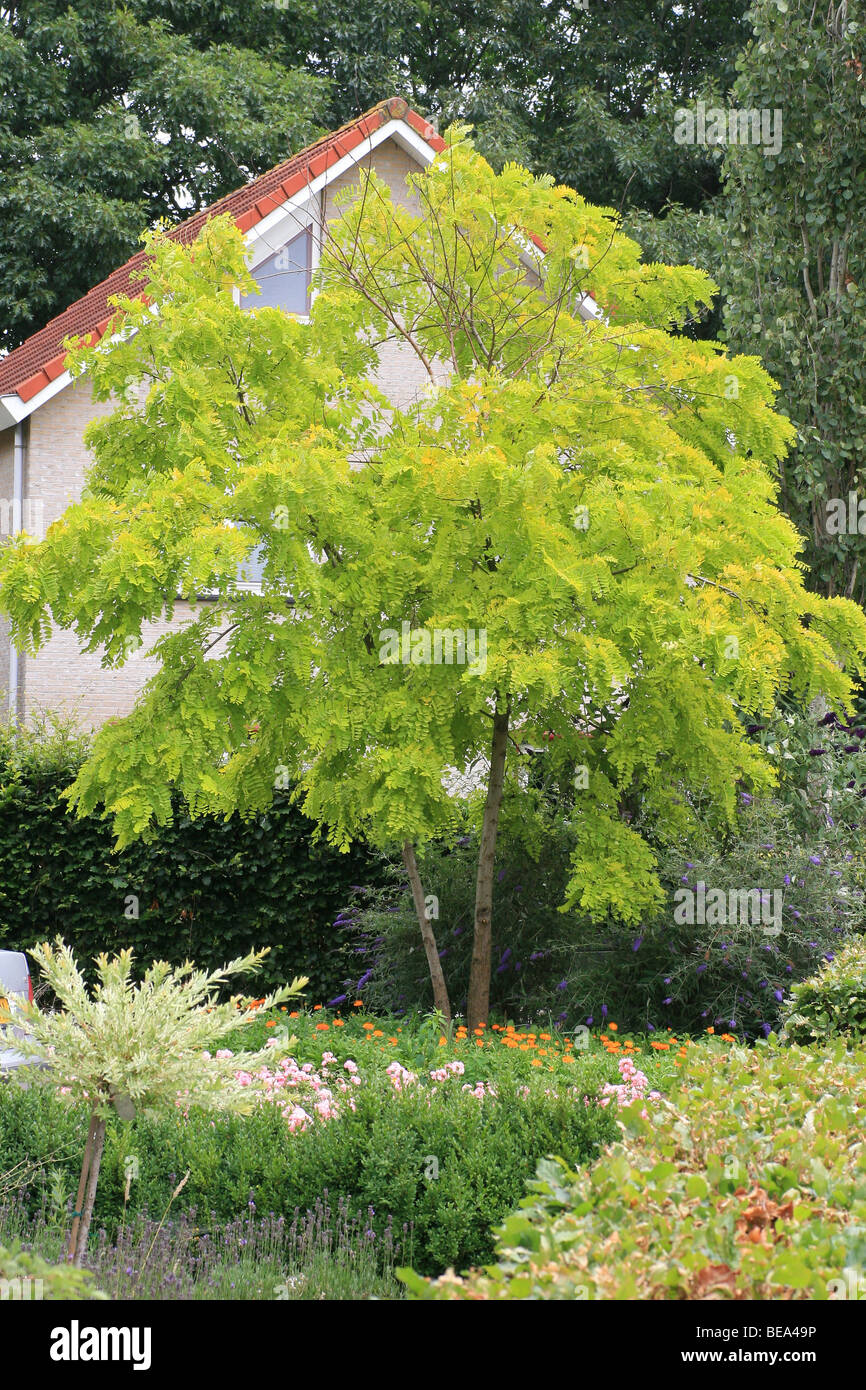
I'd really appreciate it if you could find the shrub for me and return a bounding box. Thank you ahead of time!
[0,717,384,1001]
[349,795,864,1038]
[402,1037,866,1298]
[5,938,305,1263]
[781,936,866,1044]
[1,1051,618,1277]
[0,1239,105,1300]
[349,823,580,1022]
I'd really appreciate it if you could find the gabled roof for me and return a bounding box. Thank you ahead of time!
[0,97,445,420]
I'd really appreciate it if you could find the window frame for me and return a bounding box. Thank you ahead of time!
[234,192,322,323]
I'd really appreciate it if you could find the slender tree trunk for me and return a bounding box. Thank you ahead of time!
[467,707,510,1031]
[73,1115,107,1267]
[402,840,451,1022]
[67,1111,98,1263]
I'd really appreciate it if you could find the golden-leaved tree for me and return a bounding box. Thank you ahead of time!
[2,129,864,1029]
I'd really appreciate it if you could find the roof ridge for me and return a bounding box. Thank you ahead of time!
[0,96,441,407]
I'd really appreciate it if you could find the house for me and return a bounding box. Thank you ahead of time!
[0,97,598,729]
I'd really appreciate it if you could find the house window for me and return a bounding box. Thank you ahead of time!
[235,542,266,589]
[241,227,312,316]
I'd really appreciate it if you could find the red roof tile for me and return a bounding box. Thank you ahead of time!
[0,97,444,402]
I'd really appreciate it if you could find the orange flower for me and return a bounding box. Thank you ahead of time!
[531,1059,542,1067]
[539,1033,551,1042]
[353,1000,363,1008]
[608,1023,618,1032]
[334,1020,345,1027]
[362,1022,374,1031]
[280,1006,287,1013]
[315,1022,329,1031]
[388,1037,398,1045]
[562,1054,575,1064]
[438,1037,447,1047]
[373,1029,384,1037]
[289,1011,299,1019]
[313,1005,322,1012]
[266,1020,277,1028]
[706,1026,715,1035]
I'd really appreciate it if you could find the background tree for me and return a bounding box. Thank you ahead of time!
[0,0,326,351]
[712,0,866,603]
[1,134,864,1030]
[142,0,753,215]
[0,0,751,352]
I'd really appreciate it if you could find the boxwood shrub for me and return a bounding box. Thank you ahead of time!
[0,1069,615,1277]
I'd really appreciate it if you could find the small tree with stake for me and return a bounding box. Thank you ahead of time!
[1,129,865,1031]
[0,940,305,1265]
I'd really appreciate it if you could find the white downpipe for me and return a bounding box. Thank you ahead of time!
[9,422,23,723]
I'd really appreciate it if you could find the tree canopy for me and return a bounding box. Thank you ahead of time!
[715,0,866,603]
[1,131,864,1026]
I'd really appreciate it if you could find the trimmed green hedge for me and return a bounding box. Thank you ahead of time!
[0,1074,615,1276]
[0,722,382,1001]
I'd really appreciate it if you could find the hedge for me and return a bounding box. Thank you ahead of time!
[0,721,383,1001]
[0,1073,615,1276]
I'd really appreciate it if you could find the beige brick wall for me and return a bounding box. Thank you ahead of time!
[9,135,432,730]
[21,603,204,730]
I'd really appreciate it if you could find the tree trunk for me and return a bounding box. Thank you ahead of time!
[467,707,510,1030]
[402,840,451,1022]
[67,1111,98,1263]
[73,1114,107,1267]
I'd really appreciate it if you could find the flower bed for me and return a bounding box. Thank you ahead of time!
[402,1036,866,1298]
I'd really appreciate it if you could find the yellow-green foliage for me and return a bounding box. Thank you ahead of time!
[0,131,864,925]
